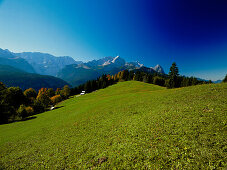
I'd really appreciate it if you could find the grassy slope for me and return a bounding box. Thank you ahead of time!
[0,81,226,169]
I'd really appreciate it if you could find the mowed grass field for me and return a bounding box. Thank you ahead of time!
[0,81,226,169]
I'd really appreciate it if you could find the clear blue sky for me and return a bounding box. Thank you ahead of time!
[0,0,226,80]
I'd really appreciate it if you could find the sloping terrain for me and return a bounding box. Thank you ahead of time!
[16,52,80,76]
[0,48,35,73]
[0,65,70,91]
[0,81,226,169]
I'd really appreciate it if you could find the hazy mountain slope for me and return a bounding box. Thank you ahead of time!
[0,48,35,73]
[16,52,81,76]
[57,64,100,87]
[0,81,226,169]
[0,65,70,91]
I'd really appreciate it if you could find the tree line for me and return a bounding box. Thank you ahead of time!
[70,62,212,96]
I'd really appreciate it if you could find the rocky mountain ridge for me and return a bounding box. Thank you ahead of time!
[0,48,165,87]
[57,56,165,86]
[15,52,81,76]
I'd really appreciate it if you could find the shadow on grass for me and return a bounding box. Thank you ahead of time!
[0,106,64,125]
[21,116,37,121]
[53,106,64,110]
[47,106,64,112]
[0,116,37,125]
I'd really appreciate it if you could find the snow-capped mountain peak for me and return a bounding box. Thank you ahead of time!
[151,64,165,74]
[112,56,120,63]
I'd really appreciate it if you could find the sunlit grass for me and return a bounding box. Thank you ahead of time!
[0,81,226,169]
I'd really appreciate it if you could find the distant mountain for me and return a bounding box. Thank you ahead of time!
[0,65,70,91]
[57,64,100,87]
[152,64,165,74]
[135,66,157,74]
[0,48,35,73]
[15,52,81,76]
[58,56,126,86]
[58,56,164,87]
[190,77,221,84]
[125,61,144,68]
[85,56,114,68]
[213,80,222,83]
[1,48,165,87]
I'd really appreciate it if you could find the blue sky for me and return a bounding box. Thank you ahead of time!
[0,0,226,80]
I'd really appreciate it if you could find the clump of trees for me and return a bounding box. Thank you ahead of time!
[0,84,70,124]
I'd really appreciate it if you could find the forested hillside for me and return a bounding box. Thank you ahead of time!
[0,65,70,91]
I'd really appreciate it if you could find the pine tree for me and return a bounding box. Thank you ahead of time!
[84,81,92,93]
[122,70,129,80]
[168,62,179,88]
[223,74,227,82]
[169,62,179,78]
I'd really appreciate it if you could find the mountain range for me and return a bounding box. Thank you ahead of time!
[0,48,165,88]
[15,52,82,76]
[57,56,165,86]
[0,48,35,73]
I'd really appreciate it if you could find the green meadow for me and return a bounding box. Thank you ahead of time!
[0,81,226,169]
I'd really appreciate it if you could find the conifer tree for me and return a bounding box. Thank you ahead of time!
[168,62,179,88]
[169,62,179,78]
[223,74,227,82]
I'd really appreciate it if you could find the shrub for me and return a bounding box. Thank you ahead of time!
[24,88,37,99]
[17,104,28,119]
[46,88,55,98]
[33,100,45,114]
[50,95,62,105]
[5,87,26,109]
[25,106,34,116]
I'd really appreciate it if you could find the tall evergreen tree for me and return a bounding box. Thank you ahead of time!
[223,74,227,82]
[168,62,179,88]
[169,62,179,78]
